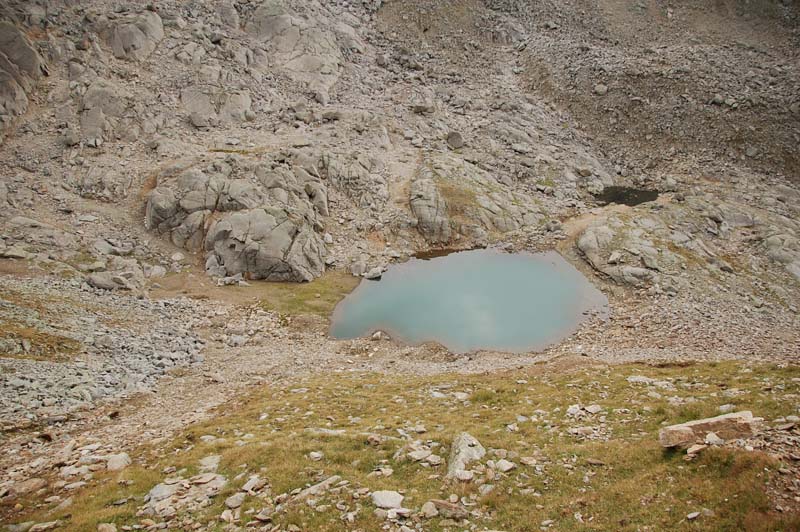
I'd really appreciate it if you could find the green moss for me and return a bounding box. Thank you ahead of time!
[257,270,360,317]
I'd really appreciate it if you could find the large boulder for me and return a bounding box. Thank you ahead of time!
[180,88,253,128]
[446,432,485,479]
[319,151,388,209]
[78,79,130,146]
[762,232,800,281]
[145,156,329,282]
[205,208,325,282]
[659,411,761,448]
[0,69,28,119]
[109,11,164,61]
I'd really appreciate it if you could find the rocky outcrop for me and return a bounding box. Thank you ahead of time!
[109,11,164,61]
[245,0,364,100]
[763,232,800,282]
[78,78,131,147]
[145,156,328,282]
[204,208,325,282]
[577,216,688,288]
[3,216,78,259]
[408,155,541,244]
[180,87,253,129]
[319,151,388,209]
[0,21,45,131]
[410,176,451,243]
[577,225,655,287]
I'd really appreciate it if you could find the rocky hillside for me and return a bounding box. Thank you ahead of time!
[0,0,798,530]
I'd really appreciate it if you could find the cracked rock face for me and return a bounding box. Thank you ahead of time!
[180,87,253,129]
[108,11,164,62]
[0,21,45,132]
[245,0,363,98]
[410,176,451,244]
[205,207,325,282]
[146,155,327,282]
[409,155,541,244]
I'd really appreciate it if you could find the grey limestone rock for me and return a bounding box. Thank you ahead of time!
[146,157,328,282]
[109,11,164,61]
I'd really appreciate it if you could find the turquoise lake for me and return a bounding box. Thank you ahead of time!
[330,250,608,353]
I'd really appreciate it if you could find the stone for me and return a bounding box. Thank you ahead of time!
[455,469,474,481]
[242,475,266,493]
[87,272,125,290]
[686,444,707,456]
[409,449,432,461]
[109,12,164,61]
[204,209,326,282]
[14,478,47,494]
[446,131,465,149]
[410,176,451,243]
[245,2,357,94]
[421,500,439,518]
[225,492,245,509]
[29,523,60,532]
[106,453,131,471]
[0,22,46,82]
[704,432,724,446]
[146,482,180,502]
[585,404,603,415]
[146,160,328,282]
[181,87,217,128]
[199,455,221,472]
[294,475,341,501]
[659,411,760,448]
[254,507,274,522]
[447,432,485,479]
[97,524,117,532]
[0,21,45,128]
[371,490,404,509]
[428,499,468,519]
[495,459,516,473]
[593,83,608,95]
[364,266,383,279]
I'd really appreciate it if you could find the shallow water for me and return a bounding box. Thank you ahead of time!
[593,186,659,206]
[330,250,608,353]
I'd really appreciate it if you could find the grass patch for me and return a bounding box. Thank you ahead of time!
[0,321,81,362]
[0,288,82,361]
[257,270,360,317]
[14,361,800,531]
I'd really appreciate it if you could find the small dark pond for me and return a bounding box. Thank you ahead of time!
[593,186,659,206]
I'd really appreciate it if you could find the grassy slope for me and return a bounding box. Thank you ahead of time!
[16,361,800,531]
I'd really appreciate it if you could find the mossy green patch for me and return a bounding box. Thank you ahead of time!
[257,270,360,317]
